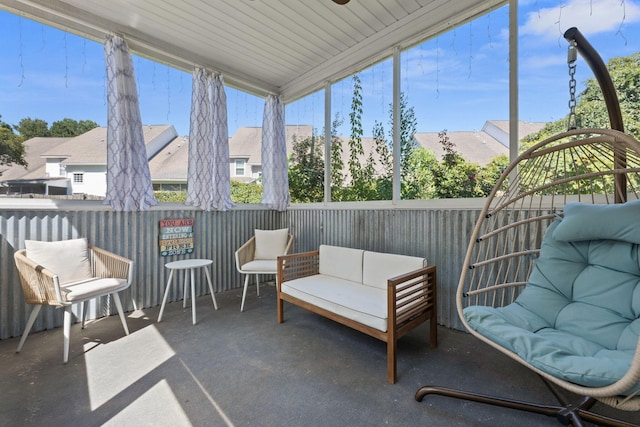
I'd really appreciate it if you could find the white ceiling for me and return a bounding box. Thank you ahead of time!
[0,0,506,101]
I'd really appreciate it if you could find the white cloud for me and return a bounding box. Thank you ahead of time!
[521,0,640,39]
[521,52,566,70]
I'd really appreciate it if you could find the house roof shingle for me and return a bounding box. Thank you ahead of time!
[0,137,71,181]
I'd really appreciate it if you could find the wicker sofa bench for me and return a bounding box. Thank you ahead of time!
[276,245,437,383]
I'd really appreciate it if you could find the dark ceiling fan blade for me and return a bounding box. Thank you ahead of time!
[332,0,350,4]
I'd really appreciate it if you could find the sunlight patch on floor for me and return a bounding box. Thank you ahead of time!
[101,379,190,426]
[84,325,175,410]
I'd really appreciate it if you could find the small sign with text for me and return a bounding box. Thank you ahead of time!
[159,218,194,256]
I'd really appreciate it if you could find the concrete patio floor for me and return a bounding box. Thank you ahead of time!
[1,284,639,427]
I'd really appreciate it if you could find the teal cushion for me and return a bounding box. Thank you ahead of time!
[553,200,640,243]
[465,306,634,388]
[464,219,640,393]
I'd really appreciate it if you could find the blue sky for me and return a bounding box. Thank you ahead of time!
[1,0,639,138]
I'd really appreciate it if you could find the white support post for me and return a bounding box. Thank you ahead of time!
[392,47,401,203]
[509,0,519,166]
[324,82,332,204]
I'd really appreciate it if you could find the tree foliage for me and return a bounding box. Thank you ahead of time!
[426,130,509,199]
[230,181,262,203]
[286,77,508,202]
[288,133,325,203]
[523,51,640,148]
[49,118,99,137]
[0,127,27,167]
[154,181,262,204]
[341,74,378,201]
[0,115,27,167]
[371,91,419,199]
[12,117,99,140]
[15,117,49,139]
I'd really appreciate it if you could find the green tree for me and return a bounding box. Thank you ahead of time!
[343,74,374,201]
[154,181,262,204]
[329,114,346,200]
[49,118,99,137]
[432,130,482,198]
[476,155,509,195]
[0,115,10,131]
[15,117,49,139]
[371,91,418,200]
[288,133,325,203]
[401,147,438,199]
[0,127,27,167]
[523,51,640,148]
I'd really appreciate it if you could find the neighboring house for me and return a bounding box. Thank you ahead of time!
[228,125,313,183]
[149,125,316,188]
[1,125,177,196]
[148,135,189,191]
[0,137,72,195]
[413,120,547,166]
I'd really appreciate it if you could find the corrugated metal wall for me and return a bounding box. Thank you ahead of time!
[0,205,481,340]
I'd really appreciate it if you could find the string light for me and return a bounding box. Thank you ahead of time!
[404,51,410,98]
[451,27,457,56]
[380,64,385,114]
[556,5,565,47]
[616,0,628,45]
[82,38,87,73]
[152,61,156,91]
[64,32,68,88]
[18,17,25,87]
[487,11,493,49]
[166,65,171,121]
[435,38,440,98]
[41,24,46,51]
[468,21,473,79]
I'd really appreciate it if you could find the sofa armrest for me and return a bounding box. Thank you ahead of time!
[388,265,437,333]
[277,250,320,286]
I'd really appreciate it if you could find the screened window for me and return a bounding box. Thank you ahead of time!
[235,160,245,176]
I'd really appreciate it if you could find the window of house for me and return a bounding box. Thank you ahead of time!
[235,160,245,176]
[73,173,84,183]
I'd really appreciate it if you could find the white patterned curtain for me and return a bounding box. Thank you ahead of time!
[186,68,234,211]
[103,34,157,211]
[261,95,289,211]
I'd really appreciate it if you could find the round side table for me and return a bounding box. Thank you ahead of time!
[158,259,218,325]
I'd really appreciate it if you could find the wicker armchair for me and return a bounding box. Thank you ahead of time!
[416,128,640,426]
[14,239,133,363]
[235,229,293,311]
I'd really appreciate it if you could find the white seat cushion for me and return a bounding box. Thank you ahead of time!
[25,238,92,285]
[254,228,289,260]
[61,277,129,302]
[282,274,387,332]
[241,259,277,273]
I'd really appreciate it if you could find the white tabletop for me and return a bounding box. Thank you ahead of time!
[165,259,213,269]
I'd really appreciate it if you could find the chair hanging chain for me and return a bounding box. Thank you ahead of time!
[567,40,578,130]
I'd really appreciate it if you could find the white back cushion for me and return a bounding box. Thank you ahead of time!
[362,251,427,290]
[25,238,92,284]
[319,245,364,283]
[254,228,289,260]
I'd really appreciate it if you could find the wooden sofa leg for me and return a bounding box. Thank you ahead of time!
[277,297,284,323]
[430,314,438,348]
[387,339,397,384]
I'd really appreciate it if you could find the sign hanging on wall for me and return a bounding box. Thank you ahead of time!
[159,218,194,256]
